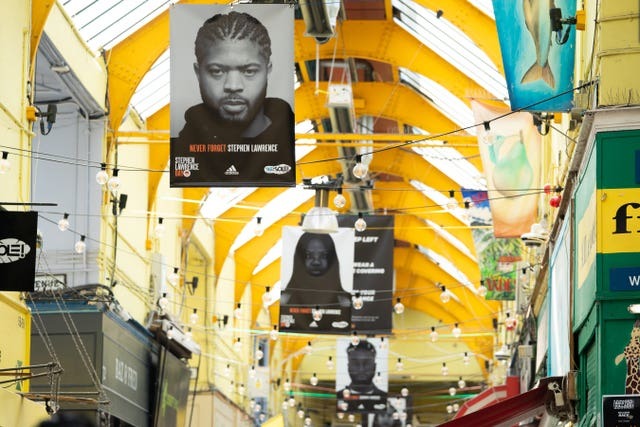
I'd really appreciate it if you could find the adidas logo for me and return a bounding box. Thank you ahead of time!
[224,165,239,175]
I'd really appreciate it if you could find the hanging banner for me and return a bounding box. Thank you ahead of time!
[492,0,576,111]
[169,4,295,187]
[362,396,413,427]
[338,215,394,334]
[0,211,37,292]
[471,100,540,238]
[279,227,354,334]
[462,189,521,300]
[336,338,388,413]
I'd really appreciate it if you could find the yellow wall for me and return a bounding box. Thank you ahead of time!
[0,387,49,427]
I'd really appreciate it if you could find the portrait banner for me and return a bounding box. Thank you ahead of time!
[279,227,354,334]
[492,0,576,111]
[363,396,413,427]
[0,211,37,292]
[336,338,388,413]
[169,4,295,187]
[338,215,394,334]
[472,100,540,238]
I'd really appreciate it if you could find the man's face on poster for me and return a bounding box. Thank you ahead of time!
[303,236,331,276]
[194,38,271,126]
[348,350,376,386]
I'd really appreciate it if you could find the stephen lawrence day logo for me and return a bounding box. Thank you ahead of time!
[0,238,32,263]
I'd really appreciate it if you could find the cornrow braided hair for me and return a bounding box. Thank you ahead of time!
[195,11,272,64]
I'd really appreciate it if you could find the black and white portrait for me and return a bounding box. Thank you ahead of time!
[169,4,295,187]
[279,226,354,333]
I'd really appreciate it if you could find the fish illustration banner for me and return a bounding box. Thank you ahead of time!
[0,211,37,292]
[492,0,576,111]
[471,100,540,238]
[338,215,394,334]
[279,227,354,334]
[169,4,295,187]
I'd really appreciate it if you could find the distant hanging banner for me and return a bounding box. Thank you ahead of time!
[279,227,354,334]
[169,4,295,187]
[462,189,521,300]
[492,0,576,111]
[0,211,37,292]
[472,100,540,238]
[338,215,394,334]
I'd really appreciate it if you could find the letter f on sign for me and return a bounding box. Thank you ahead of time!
[613,202,640,234]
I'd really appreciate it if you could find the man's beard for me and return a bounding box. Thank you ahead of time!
[215,87,267,127]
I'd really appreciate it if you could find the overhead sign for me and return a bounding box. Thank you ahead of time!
[603,395,640,426]
[338,215,394,334]
[169,4,295,187]
[0,211,37,292]
[492,0,576,111]
[279,227,354,334]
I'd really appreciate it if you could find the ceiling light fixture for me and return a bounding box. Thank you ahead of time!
[270,325,279,341]
[189,308,199,325]
[254,216,264,237]
[95,163,108,185]
[394,297,405,314]
[439,284,451,303]
[57,213,70,231]
[301,176,342,233]
[107,168,121,192]
[354,212,367,232]
[74,235,86,254]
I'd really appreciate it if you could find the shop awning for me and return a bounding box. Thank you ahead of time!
[438,377,561,427]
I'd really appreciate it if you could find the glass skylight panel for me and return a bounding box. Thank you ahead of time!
[393,0,507,100]
[468,0,495,19]
[200,188,257,220]
[61,0,172,52]
[131,50,170,118]
[410,179,449,209]
[417,245,474,289]
[412,145,484,190]
[229,187,315,252]
[400,68,473,129]
[425,219,476,261]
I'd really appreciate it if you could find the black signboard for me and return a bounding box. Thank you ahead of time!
[153,347,191,427]
[338,215,394,334]
[0,211,37,291]
[603,395,640,426]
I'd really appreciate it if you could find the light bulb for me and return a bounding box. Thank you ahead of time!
[254,217,264,237]
[224,364,231,377]
[477,281,488,297]
[326,356,334,370]
[441,362,449,376]
[446,190,458,210]
[348,413,355,422]
[304,341,313,355]
[440,285,451,303]
[262,286,272,307]
[259,413,266,422]
[446,404,453,414]
[342,388,351,398]
[452,323,461,338]
[238,384,244,395]
[234,303,242,319]
[282,401,289,411]
[396,358,403,371]
[353,158,368,179]
[379,337,387,350]
[58,213,70,231]
[190,308,199,325]
[453,403,460,412]
[167,268,179,286]
[255,403,261,413]
[288,395,295,407]
[158,293,169,310]
[284,379,291,392]
[393,412,400,420]
[458,377,466,389]
[249,365,256,378]
[310,373,318,386]
[352,293,364,310]
[394,298,405,314]
[185,327,192,339]
[430,326,438,342]
[297,409,305,419]
[401,386,409,397]
[399,412,407,421]
[270,325,279,341]
[333,191,346,208]
[339,401,348,411]
[166,326,174,340]
[505,312,517,330]
[249,399,255,410]
[95,163,108,185]
[255,346,264,360]
[350,331,360,346]
[74,235,86,254]
[463,352,470,365]
[107,169,121,192]
[0,152,11,174]
[449,387,456,396]
[337,412,345,420]
[312,306,323,321]
[233,337,242,352]
[354,213,367,232]
[304,416,312,426]
[154,218,165,237]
